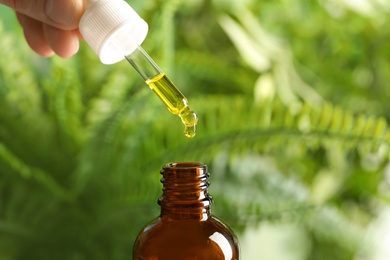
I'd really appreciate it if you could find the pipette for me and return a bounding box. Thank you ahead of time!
[79,0,198,138]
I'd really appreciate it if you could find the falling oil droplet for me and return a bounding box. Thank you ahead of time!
[180,107,198,138]
[184,125,196,138]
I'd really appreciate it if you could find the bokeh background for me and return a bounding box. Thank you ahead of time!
[1,0,390,259]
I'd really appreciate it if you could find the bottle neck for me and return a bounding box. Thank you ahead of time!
[158,162,213,221]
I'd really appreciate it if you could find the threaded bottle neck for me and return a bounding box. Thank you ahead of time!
[158,162,213,220]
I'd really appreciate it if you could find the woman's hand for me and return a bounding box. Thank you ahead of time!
[1,0,84,58]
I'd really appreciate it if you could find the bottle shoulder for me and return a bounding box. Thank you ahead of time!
[136,216,234,237]
[133,216,240,260]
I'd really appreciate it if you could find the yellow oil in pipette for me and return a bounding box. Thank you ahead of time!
[125,45,198,138]
[145,73,198,138]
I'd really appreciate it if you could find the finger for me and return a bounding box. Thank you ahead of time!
[3,0,84,30]
[43,24,79,58]
[16,12,54,57]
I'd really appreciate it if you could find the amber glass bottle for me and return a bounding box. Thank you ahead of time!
[133,162,240,259]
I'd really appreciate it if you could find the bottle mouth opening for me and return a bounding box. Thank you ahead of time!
[164,162,205,169]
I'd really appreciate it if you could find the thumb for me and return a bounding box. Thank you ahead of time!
[1,0,84,29]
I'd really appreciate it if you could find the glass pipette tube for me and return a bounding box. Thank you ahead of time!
[126,46,198,138]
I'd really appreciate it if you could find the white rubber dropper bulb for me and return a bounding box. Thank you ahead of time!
[79,0,148,64]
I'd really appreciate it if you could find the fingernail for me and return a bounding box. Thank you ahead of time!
[45,0,75,27]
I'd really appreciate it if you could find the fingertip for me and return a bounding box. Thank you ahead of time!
[17,13,55,57]
[57,31,80,58]
[44,25,80,58]
[44,0,85,30]
[39,49,56,58]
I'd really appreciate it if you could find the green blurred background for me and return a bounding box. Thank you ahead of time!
[1,0,390,259]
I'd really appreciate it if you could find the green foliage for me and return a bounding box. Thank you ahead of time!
[1,0,390,259]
